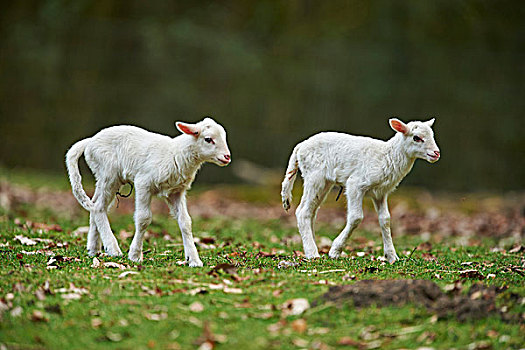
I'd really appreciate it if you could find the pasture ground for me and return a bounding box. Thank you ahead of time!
[0,168,523,349]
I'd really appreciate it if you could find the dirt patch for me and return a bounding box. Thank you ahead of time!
[1,180,524,239]
[316,280,516,322]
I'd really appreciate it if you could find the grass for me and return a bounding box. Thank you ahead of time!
[0,170,524,349]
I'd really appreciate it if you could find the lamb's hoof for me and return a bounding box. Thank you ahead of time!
[304,251,321,259]
[283,199,290,211]
[87,249,100,257]
[128,251,143,263]
[105,246,123,257]
[385,251,399,264]
[188,259,203,268]
[328,248,341,259]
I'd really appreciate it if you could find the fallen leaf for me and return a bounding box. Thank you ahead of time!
[72,226,90,237]
[208,263,237,275]
[61,293,82,300]
[91,257,101,268]
[34,289,46,301]
[459,269,484,280]
[223,287,243,294]
[200,237,216,244]
[292,338,309,347]
[118,271,139,278]
[267,320,286,334]
[194,321,219,349]
[508,245,523,254]
[291,319,307,333]
[31,310,48,322]
[91,318,103,328]
[14,235,37,246]
[277,260,299,269]
[187,288,208,296]
[103,262,127,269]
[318,269,346,274]
[281,298,310,317]
[106,332,123,342]
[189,301,204,313]
[337,337,364,347]
[144,312,168,321]
[10,306,23,317]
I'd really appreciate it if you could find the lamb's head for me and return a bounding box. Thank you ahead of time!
[176,117,231,166]
[389,118,440,163]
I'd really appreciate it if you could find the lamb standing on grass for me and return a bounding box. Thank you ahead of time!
[281,118,440,263]
[66,117,231,267]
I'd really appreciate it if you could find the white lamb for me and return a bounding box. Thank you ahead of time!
[66,117,231,267]
[281,118,440,263]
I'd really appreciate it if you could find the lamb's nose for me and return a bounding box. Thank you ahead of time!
[224,154,231,161]
[434,151,440,157]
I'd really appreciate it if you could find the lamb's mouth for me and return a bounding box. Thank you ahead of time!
[427,154,440,161]
[217,158,230,165]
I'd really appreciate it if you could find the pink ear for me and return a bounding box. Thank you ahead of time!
[389,118,409,135]
[176,122,200,137]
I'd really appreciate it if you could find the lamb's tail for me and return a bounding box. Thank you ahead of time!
[65,138,94,211]
[281,144,301,211]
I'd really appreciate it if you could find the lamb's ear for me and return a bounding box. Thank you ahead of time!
[175,122,200,137]
[389,118,409,135]
[426,118,435,127]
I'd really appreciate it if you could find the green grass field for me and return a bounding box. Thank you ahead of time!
[0,169,523,349]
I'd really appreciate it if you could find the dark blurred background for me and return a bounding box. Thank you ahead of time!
[0,0,523,191]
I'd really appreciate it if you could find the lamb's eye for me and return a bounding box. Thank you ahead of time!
[413,135,424,143]
[204,137,214,144]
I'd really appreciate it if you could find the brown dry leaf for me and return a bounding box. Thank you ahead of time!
[200,237,216,244]
[32,222,63,233]
[193,321,220,349]
[421,253,437,262]
[31,310,48,322]
[291,319,307,333]
[459,269,484,280]
[417,241,433,251]
[337,336,365,348]
[272,289,283,297]
[208,263,237,276]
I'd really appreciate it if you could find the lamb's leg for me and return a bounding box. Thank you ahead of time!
[128,185,152,262]
[373,196,399,263]
[92,180,122,256]
[167,191,203,267]
[329,185,364,258]
[296,177,331,259]
[86,213,102,256]
[87,187,103,256]
[311,181,334,242]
